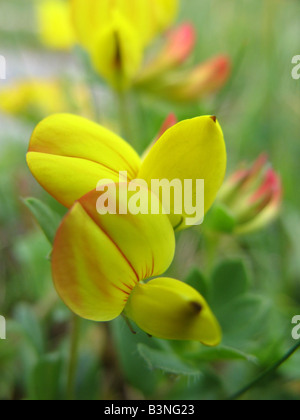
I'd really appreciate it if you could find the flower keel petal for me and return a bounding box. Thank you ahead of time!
[52,186,175,321]
[125,278,222,345]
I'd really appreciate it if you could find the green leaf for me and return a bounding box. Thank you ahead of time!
[138,344,201,377]
[220,295,269,336]
[12,231,52,301]
[185,267,208,298]
[209,260,270,347]
[76,351,101,400]
[111,318,159,395]
[188,345,257,363]
[210,259,250,308]
[23,197,62,244]
[29,353,63,400]
[13,304,45,355]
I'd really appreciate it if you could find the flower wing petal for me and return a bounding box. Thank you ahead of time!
[139,116,227,229]
[27,114,140,207]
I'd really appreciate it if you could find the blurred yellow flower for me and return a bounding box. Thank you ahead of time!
[35,2,230,98]
[71,0,178,50]
[36,0,179,89]
[0,79,92,120]
[27,114,227,230]
[52,187,221,345]
[36,0,75,50]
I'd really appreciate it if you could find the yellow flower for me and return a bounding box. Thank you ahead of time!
[87,11,144,90]
[36,0,75,50]
[71,0,178,50]
[36,0,179,89]
[27,114,227,230]
[0,79,92,120]
[52,186,221,345]
[35,2,230,97]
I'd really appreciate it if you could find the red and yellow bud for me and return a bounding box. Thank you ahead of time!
[218,155,282,234]
[162,55,231,102]
[137,24,196,82]
[163,24,196,66]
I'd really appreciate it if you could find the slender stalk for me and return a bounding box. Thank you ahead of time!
[205,232,220,276]
[228,340,300,400]
[116,90,134,143]
[67,314,81,401]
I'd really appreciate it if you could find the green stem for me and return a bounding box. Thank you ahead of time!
[228,340,300,400]
[116,90,134,143]
[67,314,81,401]
[205,232,220,276]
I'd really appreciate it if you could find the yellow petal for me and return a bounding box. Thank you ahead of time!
[27,114,141,208]
[70,0,178,87]
[36,0,75,50]
[125,277,222,345]
[138,116,227,230]
[114,0,158,46]
[52,187,175,321]
[112,0,178,45]
[152,0,179,33]
[71,0,177,49]
[90,13,143,90]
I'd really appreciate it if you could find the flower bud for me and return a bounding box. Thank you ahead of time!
[216,155,282,234]
[137,24,196,82]
[164,55,231,102]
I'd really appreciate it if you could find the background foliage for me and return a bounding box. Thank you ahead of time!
[0,0,299,400]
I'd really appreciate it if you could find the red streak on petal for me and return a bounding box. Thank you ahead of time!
[158,113,177,139]
[249,168,281,205]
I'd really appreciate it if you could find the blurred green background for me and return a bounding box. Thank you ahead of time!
[0,0,299,400]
